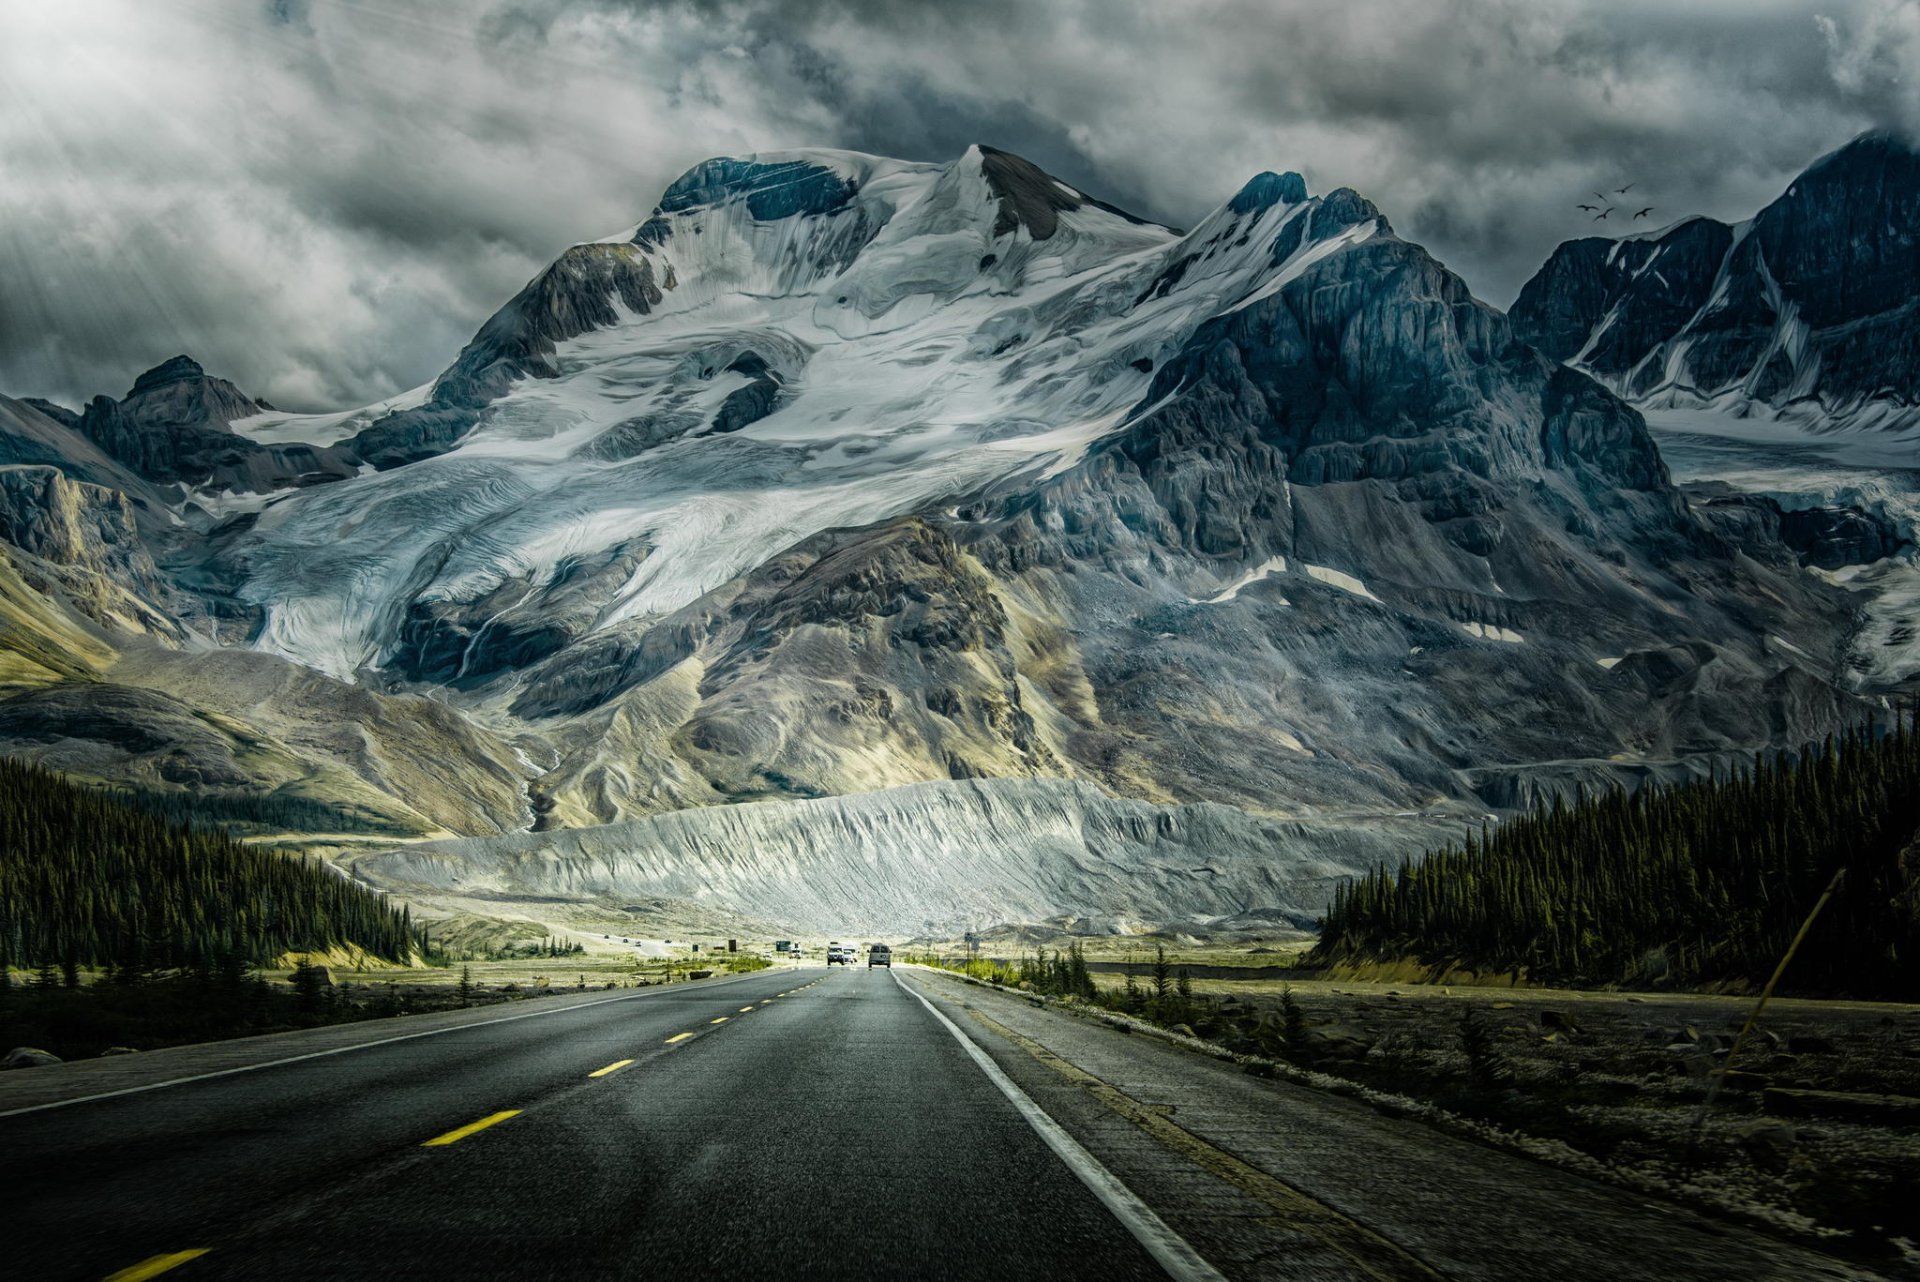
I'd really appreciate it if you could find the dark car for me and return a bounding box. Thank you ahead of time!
[868,944,892,968]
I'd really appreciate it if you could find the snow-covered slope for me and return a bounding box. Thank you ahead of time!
[220,149,1381,679]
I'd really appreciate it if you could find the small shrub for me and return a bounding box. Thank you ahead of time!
[1459,1008,1512,1088]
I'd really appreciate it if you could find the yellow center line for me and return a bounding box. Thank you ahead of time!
[588,1059,635,1078]
[665,1032,694,1044]
[738,1006,755,1012]
[710,1016,729,1024]
[421,1110,521,1147]
[104,1250,209,1282]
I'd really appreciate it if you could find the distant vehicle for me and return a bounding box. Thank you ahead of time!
[868,944,892,968]
[827,944,854,966]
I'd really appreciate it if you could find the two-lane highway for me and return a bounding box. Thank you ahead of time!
[6,964,1883,1282]
[3,966,1170,1281]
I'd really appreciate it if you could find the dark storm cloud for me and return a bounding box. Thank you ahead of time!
[3,0,1916,412]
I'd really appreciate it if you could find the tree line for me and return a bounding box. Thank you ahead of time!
[1312,716,1920,998]
[97,780,423,837]
[0,757,422,975]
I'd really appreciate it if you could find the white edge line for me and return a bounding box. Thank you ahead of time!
[0,972,764,1119]
[892,969,1229,1282]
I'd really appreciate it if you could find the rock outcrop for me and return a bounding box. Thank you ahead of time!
[75,356,358,492]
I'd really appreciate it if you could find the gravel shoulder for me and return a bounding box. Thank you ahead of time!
[903,966,1890,1282]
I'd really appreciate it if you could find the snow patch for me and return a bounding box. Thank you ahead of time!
[230,382,433,448]
[1195,555,1288,604]
[1458,622,1523,644]
[1303,564,1383,603]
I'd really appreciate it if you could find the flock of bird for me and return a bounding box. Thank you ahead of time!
[1578,182,1653,223]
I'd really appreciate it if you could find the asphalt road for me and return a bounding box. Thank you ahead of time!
[2,964,1886,1282]
[2,965,1169,1282]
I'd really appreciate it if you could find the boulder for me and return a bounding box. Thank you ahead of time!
[3,1046,62,1069]
[1737,1120,1797,1173]
[1304,1026,1373,1062]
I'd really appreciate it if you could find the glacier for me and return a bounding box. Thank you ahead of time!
[221,147,1377,679]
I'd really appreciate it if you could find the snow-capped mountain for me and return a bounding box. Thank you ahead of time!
[0,144,1881,931]
[213,148,1382,681]
[1510,132,1920,437]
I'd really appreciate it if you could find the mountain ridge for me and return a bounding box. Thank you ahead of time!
[1510,130,1920,435]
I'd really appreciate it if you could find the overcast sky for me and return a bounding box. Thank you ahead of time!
[3,0,1916,412]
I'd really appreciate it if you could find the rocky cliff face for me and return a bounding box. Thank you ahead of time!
[1511,132,1920,433]
[0,464,179,638]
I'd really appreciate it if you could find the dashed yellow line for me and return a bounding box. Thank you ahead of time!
[710,1016,729,1025]
[738,1006,755,1012]
[421,1110,521,1147]
[588,1059,634,1078]
[665,1032,694,1044]
[103,1250,208,1282]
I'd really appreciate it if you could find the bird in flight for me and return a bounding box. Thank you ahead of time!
[1577,203,1599,212]
[1633,206,1654,220]
[1593,191,1610,203]
[1616,182,1636,195]
[1593,208,1613,221]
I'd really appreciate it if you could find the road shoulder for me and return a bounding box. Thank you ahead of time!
[899,967,1880,1282]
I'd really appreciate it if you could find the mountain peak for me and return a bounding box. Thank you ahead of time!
[972,144,1160,239]
[128,355,206,396]
[652,154,861,222]
[1228,170,1309,215]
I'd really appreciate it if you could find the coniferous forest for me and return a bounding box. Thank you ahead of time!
[1313,718,1920,998]
[0,757,421,974]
